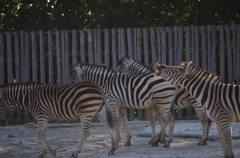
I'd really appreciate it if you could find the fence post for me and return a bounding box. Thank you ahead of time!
[80,29,86,63]
[226,25,233,83]
[7,32,13,83]
[48,30,54,84]
[219,25,226,82]
[40,30,45,83]
[0,32,4,84]
[31,31,38,82]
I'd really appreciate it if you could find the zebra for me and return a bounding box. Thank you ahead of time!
[71,63,177,148]
[155,62,238,158]
[117,56,210,146]
[0,82,117,158]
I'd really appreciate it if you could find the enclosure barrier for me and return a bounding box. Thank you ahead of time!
[0,24,240,124]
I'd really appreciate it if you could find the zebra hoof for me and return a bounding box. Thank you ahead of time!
[125,141,131,146]
[148,138,154,145]
[51,149,56,156]
[163,143,170,148]
[108,151,115,156]
[151,140,159,147]
[71,151,78,158]
[197,140,207,146]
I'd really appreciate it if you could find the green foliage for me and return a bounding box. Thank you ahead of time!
[0,0,240,31]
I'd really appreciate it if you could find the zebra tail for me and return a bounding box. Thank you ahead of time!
[104,98,114,129]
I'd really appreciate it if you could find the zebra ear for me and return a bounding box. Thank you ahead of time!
[126,58,134,67]
[185,61,193,75]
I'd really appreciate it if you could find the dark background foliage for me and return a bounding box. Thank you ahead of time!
[1,0,240,31]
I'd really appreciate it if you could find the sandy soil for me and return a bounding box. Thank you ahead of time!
[0,120,240,158]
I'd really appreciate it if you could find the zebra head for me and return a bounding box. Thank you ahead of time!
[0,87,16,126]
[71,64,87,83]
[117,56,152,74]
[155,63,185,86]
[117,57,134,73]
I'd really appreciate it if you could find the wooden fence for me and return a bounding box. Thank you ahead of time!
[0,25,240,123]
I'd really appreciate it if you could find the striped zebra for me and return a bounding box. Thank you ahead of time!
[155,62,238,158]
[117,57,210,146]
[71,63,177,148]
[0,82,117,158]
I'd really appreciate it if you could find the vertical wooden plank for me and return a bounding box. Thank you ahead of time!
[156,27,161,63]
[150,28,157,69]
[20,31,25,82]
[167,27,173,65]
[194,26,200,66]
[14,32,21,82]
[104,29,110,66]
[7,32,13,83]
[177,27,183,65]
[191,25,195,63]
[127,28,134,57]
[231,25,237,81]
[64,30,70,83]
[0,32,4,84]
[173,26,178,65]
[207,25,212,72]
[48,30,54,84]
[111,28,117,69]
[118,28,126,59]
[39,30,45,83]
[80,30,86,63]
[96,28,102,65]
[211,25,217,74]
[31,31,38,82]
[88,29,94,64]
[56,30,62,84]
[72,29,78,65]
[24,32,30,82]
[61,30,66,83]
[143,28,149,66]
[185,26,191,62]
[237,25,240,84]
[200,26,207,70]
[226,25,233,83]
[161,27,167,64]
[219,25,226,82]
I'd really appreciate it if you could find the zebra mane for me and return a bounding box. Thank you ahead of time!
[73,63,116,73]
[184,62,221,79]
[118,56,153,71]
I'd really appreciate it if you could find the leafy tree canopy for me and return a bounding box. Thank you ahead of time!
[1,0,239,31]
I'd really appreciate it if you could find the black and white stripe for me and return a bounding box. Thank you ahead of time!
[117,57,210,146]
[71,63,177,148]
[0,82,117,157]
[156,62,238,158]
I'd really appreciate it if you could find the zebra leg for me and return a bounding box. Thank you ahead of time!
[152,113,167,146]
[193,104,210,146]
[119,108,132,146]
[37,120,56,158]
[72,116,91,158]
[95,106,117,155]
[215,120,234,158]
[158,107,175,148]
[145,107,157,145]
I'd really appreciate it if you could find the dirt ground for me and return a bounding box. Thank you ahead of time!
[0,120,240,158]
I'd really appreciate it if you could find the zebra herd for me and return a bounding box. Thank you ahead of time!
[0,56,238,158]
